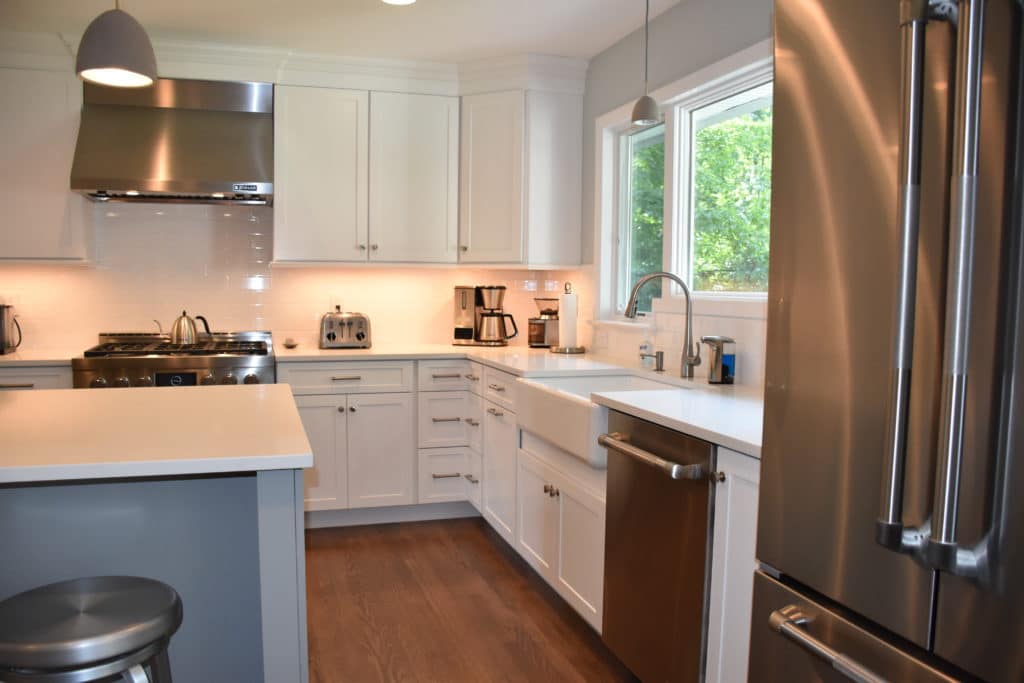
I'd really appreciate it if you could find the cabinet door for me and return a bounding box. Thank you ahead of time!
[417,391,469,448]
[0,68,88,260]
[0,366,72,390]
[417,448,467,504]
[368,92,459,263]
[347,392,415,508]
[274,85,368,262]
[516,450,558,582]
[482,401,517,545]
[555,474,606,632]
[295,394,347,511]
[458,90,524,263]
[705,448,760,683]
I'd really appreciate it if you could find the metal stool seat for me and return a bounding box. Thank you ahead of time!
[0,576,182,683]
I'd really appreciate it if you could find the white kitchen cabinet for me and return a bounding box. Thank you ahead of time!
[417,447,468,504]
[347,393,416,508]
[553,472,605,631]
[482,400,517,545]
[516,449,559,580]
[294,394,348,511]
[417,391,470,448]
[705,447,761,683]
[0,365,73,390]
[0,68,89,261]
[369,92,459,263]
[458,89,582,266]
[274,85,369,262]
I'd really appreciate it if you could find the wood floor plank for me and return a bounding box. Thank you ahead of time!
[305,518,635,683]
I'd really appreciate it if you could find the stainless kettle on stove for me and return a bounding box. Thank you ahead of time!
[169,311,211,344]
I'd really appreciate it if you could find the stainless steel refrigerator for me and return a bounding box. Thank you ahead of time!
[751,0,1024,681]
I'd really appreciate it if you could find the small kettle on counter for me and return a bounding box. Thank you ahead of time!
[701,336,736,384]
[169,310,211,345]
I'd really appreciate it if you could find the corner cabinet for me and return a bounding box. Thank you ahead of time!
[274,85,369,262]
[458,89,582,266]
[705,447,761,683]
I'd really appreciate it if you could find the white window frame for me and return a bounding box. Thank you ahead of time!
[594,39,773,321]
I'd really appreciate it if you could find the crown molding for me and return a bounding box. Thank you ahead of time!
[2,31,588,97]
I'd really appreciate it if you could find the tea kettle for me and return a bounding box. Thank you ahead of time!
[169,311,211,344]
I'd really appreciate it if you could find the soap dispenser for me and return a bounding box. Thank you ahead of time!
[700,336,736,384]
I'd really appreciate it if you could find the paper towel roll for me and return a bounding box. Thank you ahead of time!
[558,287,578,349]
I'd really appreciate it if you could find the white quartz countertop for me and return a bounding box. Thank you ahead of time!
[274,343,626,377]
[0,384,313,484]
[0,349,78,367]
[591,385,764,458]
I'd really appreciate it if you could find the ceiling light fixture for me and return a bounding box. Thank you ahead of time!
[631,0,660,126]
[76,0,157,88]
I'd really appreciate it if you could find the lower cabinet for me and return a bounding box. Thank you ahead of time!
[705,447,761,683]
[516,447,605,632]
[295,392,415,511]
[0,365,73,390]
[482,399,517,545]
[417,447,467,504]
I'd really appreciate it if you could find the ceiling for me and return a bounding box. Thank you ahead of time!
[0,0,680,63]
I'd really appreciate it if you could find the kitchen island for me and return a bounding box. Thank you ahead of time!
[0,384,313,683]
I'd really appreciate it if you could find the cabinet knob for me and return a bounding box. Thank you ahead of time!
[549,488,560,498]
[543,484,552,494]
[460,245,468,252]
[338,406,345,413]
[358,244,367,250]
[371,244,379,251]
[350,405,357,412]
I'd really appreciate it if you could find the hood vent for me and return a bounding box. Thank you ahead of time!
[70,78,273,205]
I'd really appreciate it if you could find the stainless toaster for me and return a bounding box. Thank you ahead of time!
[319,307,371,349]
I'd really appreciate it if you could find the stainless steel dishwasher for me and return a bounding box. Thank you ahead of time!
[598,410,719,682]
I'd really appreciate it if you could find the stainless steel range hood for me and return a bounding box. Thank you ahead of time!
[70,78,273,205]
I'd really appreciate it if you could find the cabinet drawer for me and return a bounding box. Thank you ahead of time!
[0,366,72,390]
[277,361,413,395]
[417,360,472,392]
[417,391,470,448]
[465,361,484,396]
[418,448,468,503]
[483,365,516,410]
[465,450,482,511]
[466,393,483,453]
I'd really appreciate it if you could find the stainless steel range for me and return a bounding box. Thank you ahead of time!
[72,331,275,388]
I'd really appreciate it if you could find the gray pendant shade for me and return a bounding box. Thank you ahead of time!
[631,94,660,127]
[75,8,157,88]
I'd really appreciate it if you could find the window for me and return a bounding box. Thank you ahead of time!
[602,45,773,319]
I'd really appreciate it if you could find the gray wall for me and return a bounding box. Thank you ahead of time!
[581,0,774,263]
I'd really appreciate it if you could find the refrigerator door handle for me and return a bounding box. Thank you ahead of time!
[877,0,931,552]
[927,0,985,577]
[769,606,888,683]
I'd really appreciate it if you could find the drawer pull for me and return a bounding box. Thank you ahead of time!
[432,472,462,480]
[464,474,479,484]
[465,418,480,427]
[488,383,506,392]
[487,407,504,417]
[431,373,463,380]
[0,383,34,389]
[464,373,480,381]
[331,376,362,381]
[431,417,462,423]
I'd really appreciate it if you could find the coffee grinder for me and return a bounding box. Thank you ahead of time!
[528,297,559,348]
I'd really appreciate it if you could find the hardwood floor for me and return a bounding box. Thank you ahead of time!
[305,518,635,683]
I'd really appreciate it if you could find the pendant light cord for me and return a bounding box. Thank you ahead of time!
[643,0,650,95]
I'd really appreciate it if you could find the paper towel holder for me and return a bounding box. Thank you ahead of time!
[551,282,586,355]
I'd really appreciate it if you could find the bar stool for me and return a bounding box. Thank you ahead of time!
[0,576,182,683]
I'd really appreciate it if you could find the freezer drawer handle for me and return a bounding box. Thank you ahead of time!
[769,606,887,683]
[598,432,716,481]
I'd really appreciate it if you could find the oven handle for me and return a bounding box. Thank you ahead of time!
[598,432,711,481]
[769,607,886,683]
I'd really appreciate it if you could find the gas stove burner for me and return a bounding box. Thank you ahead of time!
[83,340,268,357]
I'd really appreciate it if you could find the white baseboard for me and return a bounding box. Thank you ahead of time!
[304,501,480,529]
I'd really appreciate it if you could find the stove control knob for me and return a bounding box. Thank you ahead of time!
[89,377,109,388]
[114,376,131,388]
[201,374,217,386]
[221,373,238,385]
[136,375,154,387]
[243,374,260,385]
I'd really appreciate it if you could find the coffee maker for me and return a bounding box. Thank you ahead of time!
[528,298,559,348]
[452,286,518,346]
[0,305,22,355]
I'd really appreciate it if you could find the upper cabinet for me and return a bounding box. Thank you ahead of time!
[0,68,90,261]
[459,89,582,266]
[274,85,369,262]
[368,92,459,263]
[273,87,459,264]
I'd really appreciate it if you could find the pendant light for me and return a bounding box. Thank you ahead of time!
[631,0,660,126]
[76,0,157,88]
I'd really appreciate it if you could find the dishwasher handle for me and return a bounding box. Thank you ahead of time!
[599,432,711,481]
